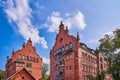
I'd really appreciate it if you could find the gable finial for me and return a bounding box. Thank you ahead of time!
[66,26,69,33]
[59,21,64,28]
[77,32,80,40]
[28,37,32,43]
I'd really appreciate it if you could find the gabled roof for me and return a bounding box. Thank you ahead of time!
[6,68,35,80]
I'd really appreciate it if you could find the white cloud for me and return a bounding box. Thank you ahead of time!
[88,31,113,45]
[42,57,50,64]
[44,12,62,32]
[44,10,86,32]
[88,39,99,44]
[4,0,48,48]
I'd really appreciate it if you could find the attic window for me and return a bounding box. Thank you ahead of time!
[22,76,24,80]
[60,38,63,42]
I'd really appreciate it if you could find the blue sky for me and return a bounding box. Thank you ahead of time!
[0,0,120,70]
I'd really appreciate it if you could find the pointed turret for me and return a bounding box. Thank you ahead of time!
[59,21,64,31]
[28,37,32,42]
[77,32,80,41]
[12,49,14,55]
[26,37,32,46]
[22,42,25,48]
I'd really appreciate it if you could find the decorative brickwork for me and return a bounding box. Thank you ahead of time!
[4,38,42,80]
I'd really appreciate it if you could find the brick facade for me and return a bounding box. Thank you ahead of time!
[4,39,42,80]
[50,22,109,80]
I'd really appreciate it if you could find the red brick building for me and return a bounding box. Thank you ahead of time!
[4,39,42,80]
[6,68,35,80]
[50,22,109,80]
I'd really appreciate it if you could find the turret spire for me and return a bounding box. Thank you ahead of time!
[77,32,80,40]
[12,49,14,55]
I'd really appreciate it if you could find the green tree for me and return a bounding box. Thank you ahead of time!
[0,70,4,80]
[99,34,114,68]
[42,63,50,80]
[99,28,120,80]
[87,71,105,80]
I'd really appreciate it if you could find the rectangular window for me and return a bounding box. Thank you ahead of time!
[88,66,90,72]
[69,65,72,70]
[66,66,68,70]
[100,58,103,62]
[82,75,85,80]
[82,64,85,71]
[26,63,32,68]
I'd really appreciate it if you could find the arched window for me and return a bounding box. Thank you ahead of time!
[33,57,35,62]
[18,54,22,59]
[82,53,84,59]
[66,44,68,50]
[88,55,90,61]
[35,58,39,62]
[69,42,72,49]
[30,56,32,61]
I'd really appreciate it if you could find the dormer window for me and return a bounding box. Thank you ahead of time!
[66,44,68,50]
[70,42,72,49]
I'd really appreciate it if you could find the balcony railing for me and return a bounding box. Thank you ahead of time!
[55,57,64,64]
[54,77,64,80]
[54,49,62,56]
[59,67,64,73]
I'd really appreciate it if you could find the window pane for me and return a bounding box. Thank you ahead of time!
[70,42,72,49]
[66,44,68,50]
[18,54,22,59]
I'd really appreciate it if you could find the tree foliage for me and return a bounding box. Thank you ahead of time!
[0,70,4,80]
[42,63,50,80]
[87,71,105,80]
[99,28,120,79]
